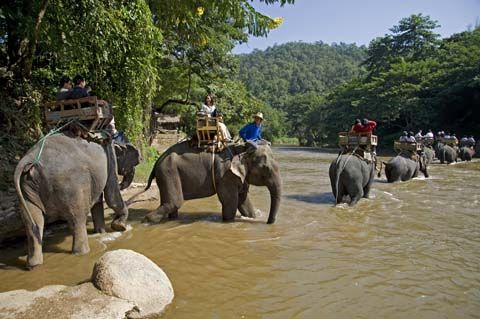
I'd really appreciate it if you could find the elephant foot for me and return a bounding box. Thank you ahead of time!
[111,219,127,231]
[93,227,106,234]
[72,246,90,256]
[26,258,43,270]
[143,212,164,224]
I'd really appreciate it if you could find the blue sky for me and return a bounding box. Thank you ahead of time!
[234,0,480,53]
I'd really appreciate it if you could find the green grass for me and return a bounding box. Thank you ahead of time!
[273,136,299,145]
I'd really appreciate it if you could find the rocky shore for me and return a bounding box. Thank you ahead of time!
[0,249,174,319]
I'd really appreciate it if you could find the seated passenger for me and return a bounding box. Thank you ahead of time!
[70,75,89,99]
[56,76,72,101]
[424,129,434,139]
[239,112,264,143]
[415,130,423,140]
[200,94,217,117]
[352,118,377,134]
[216,113,232,142]
[399,131,408,142]
[405,131,416,143]
[350,119,361,133]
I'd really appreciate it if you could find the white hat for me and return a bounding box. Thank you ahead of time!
[253,112,264,120]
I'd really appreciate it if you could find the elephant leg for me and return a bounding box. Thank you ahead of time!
[23,202,44,269]
[145,174,183,223]
[347,183,363,206]
[363,165,375,198]
[145,202,181,223]
[68,212,90,256]
[91,193,106,233]
[104,185,128,231]
[238,192,256,218]
[335,182,346,204]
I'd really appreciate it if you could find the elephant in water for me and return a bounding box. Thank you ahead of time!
[436,142,457,164]
[383,151,429,183]
[14,134,140,268]
[143,141,282,224]
[329,154,376,205]
[423,146,435,165]
[458,146,475,161]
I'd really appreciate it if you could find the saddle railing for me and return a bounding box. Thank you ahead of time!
[42,96,113,131]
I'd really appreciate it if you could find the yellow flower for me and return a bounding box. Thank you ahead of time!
[269,17,284,29]
[196,7,205,16]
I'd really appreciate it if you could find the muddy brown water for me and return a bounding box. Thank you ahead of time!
[1,146,479,318]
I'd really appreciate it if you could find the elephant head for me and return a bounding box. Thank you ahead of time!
[230,142,282,224]
[114,142,141,190]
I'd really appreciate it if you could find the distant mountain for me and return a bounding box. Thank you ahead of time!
[237,41,367,108]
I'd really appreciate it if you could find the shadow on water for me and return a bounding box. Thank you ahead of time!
[285,192,335,204]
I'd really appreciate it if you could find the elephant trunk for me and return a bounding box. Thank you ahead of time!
[119,168,135,190]
[266,174,282,224]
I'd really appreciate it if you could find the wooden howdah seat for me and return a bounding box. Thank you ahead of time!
[42,96,113,131]
[338,132,377,162]
[338,132,377,151]
[393,141,423,153]
[440,137,458,148]
[420,137,434,146]
[196,114,226,149]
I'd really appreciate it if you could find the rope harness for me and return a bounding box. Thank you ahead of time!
[32,120,75,165]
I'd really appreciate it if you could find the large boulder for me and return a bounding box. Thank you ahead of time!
[92,249,174,318]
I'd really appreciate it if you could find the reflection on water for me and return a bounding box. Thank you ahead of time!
[1,147,479,318]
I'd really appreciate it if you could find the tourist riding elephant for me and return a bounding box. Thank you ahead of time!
[458,146,475,161]
[14,133,139,268]
[383,151,429,183]
[438,143,457,164]
[329,154,375,206]
[143,141,282,224]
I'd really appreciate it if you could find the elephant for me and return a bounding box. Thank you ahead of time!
[423,146,435,165]
[458,146,475,161]
[437,143,457,164]
[383,151,429,183]
[143,140,282,224]
[14,133,139,268]
[329,154,375,205]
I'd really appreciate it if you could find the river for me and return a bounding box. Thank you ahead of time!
[0,146,479,318]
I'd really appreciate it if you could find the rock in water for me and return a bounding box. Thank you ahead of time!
[91,249,174,318]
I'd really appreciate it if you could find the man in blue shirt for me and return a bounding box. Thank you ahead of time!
[239,112,264,142]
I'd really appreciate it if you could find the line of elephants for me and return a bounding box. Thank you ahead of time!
[13,134,476,268]
[329,141,476,206]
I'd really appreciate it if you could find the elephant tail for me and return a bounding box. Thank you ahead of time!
[14,161,42,243]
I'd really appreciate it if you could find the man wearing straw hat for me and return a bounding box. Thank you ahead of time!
[239,112,267,144]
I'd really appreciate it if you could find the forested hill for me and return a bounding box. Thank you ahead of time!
[238,41,367,107]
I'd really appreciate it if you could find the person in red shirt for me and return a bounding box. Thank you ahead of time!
[353,118,377,134]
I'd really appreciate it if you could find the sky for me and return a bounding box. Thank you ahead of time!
[233,0,480,54]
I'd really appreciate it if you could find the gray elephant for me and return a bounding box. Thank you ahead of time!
[458,146,475,161]
[329,154,375,205]
[383,151,429,183]
[437,143,457,164]
[14,134,139,268]
[143,141,282,224]
[423,146,435,165]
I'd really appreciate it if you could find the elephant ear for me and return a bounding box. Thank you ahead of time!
[229,154,247,183]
